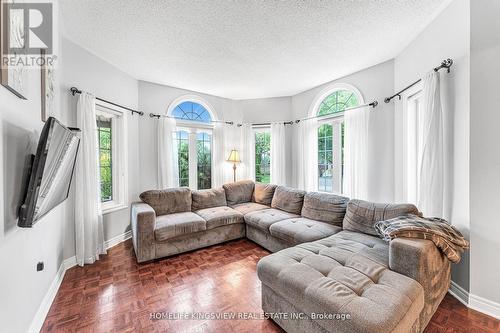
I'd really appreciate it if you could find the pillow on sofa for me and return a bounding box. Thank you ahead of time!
[252,183,277,205]
[139,188,192,216]
[223,180,255,206]
[343,199,420,236]
[271,186,306,215]
[301,192,349,226]
[192,188,227,211]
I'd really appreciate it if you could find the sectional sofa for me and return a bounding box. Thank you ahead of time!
[131,180,451,333]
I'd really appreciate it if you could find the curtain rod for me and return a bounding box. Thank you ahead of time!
[294,100,378,124]
[148,113,234,125]
[384,58,453,103]
[70,87,144,116]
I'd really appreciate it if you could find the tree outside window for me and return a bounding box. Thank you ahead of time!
[255,132,271,183]
[97,116,112,202]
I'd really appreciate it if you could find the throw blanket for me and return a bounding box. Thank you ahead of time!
[374,214,469,263]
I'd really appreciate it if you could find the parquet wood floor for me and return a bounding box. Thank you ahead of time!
[41,239,499,333]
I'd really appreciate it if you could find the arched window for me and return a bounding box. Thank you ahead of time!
[171,101,212,123]
[315,87,362,193]
[168,98,215,190]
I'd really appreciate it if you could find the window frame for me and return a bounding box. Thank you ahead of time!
[400,83,424,205]
[310,83,364,195]
[95,101,129,215]
[167,96,217,190]
[253,126,271,184]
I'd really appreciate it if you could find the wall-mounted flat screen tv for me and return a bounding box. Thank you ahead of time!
[18,117,80,228]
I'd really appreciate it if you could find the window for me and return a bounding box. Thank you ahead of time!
[197,132,212,189]
[169,99,214,190]
[255,131,271,183]
[97,116,113,202]
[95,103,128,214]
[176,131,189,187]
[315,88,361,193]
[404,89,424,205]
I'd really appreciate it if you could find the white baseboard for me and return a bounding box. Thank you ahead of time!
[29,230,132,333]
[449,280,469,307]
[104,230,132,250]
[448,280,500,320]
[28,260,68,333]
[470,293,500,320]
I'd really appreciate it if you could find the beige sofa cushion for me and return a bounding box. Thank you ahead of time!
[140,188,191,216]
[195,206,243,230]
[154,212,206,241]
[269,217,342,245]
[191,188,227,211]
[244,208,300,232]
[223,180,255,205]
[257,230,424,333]
[231,202,269,215]
[301,192,349,226]
[343,199,420,236]
[271,186,306,215]
[252,183,277,205]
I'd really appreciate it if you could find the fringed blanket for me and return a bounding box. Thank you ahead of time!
[374,214,469,263]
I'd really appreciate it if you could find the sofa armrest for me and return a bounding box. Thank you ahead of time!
[389,238,451,327]
[131,202,156,263]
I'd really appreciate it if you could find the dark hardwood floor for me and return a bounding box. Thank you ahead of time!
[42,239,499,333]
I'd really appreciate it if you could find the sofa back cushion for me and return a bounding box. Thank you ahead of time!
[139,188,192,216]
[252,183,277,205]
[191,188,227,211]
[271,186,306,215]
[301,192,349,226]
[343,199,420,236]
[223,180,255,206]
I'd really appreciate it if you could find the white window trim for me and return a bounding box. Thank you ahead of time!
[312,83,364,195]
[400,82,423,205]
[95,100,129,215]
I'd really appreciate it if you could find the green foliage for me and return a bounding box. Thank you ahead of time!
[197,134,211,189]
[98,125,113,202]
[178,138,189,187]
[255,132,271,183]
[318,90,359,116]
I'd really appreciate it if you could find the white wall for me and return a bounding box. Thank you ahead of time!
[138,81,242,191]
[0,4,66,332]
[291,60,395,202]
[470,0,500,311]
[59,38,140,258]
[394,0,470,292]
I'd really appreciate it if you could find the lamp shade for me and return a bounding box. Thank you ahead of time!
[226,149,241,163]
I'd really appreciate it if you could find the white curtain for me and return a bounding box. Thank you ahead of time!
[157,117,179,189]
[213,122,226,187]
[75,92,106,266]
[418,71,444,217]
[240,124,255,181]
[270,122,286,185]
[343,106,371,200]
[297,118,318,191]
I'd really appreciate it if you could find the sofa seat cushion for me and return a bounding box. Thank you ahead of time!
[271,186,306,215]
[140,188,191,216]
[154,212,206,242]
[195,206,244,230]
[244,208,300,232]
[252,183,277,205]
[269,218,342,245]
[191,188,227,211]
[257,232,424,333]
[343,199,420,236]
[223,180,255,205]
[231,202,269,215]
[301,191,349,226]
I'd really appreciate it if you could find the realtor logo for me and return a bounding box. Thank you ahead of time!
[2,2,53,55]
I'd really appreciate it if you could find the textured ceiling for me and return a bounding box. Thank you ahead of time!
[60,0,450,99]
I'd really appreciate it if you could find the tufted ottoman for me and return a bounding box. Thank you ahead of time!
[257,231,425,333]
